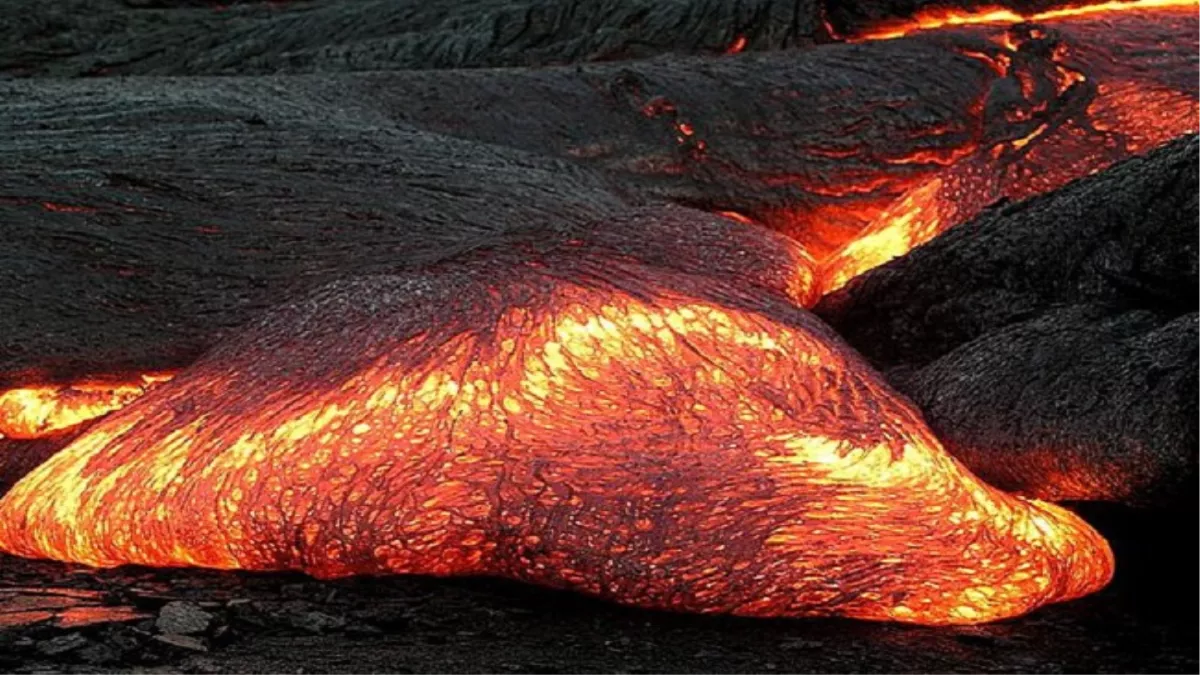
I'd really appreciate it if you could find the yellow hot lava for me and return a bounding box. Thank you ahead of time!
[807,0,1198,296]
[0,374,174,439]
[854,0,1199,40]
[817,178,945,295]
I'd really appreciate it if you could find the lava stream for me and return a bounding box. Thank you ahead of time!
[802,0,1198,295]
[852,0,1199,41]
[0,216,1113,625]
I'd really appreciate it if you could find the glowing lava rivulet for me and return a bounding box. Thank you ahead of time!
[849,0,1199,41]
[0,215,1114,625]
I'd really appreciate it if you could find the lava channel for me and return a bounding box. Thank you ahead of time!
[0,214,1113,625]
[849,0,1200,41]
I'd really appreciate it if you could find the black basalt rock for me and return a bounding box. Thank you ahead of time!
[816,136,1200,508]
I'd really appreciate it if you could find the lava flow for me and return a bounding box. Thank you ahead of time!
[0,374,174,440]
[794,0,1200,295]
[0,215,1113,625]
[851,0,1199,41]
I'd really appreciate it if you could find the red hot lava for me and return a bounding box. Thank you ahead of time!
[792,0,1199,295]
[0,215,1113,625]
[0,374,174,440]
[851,0,1199,41]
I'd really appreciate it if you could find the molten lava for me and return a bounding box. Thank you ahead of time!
[816,179,945,295]
[853,0,1199,40]
[0,216,1113,625]
[0,374,174,440]
[798,0,1199,294]
[4,0,1190,627]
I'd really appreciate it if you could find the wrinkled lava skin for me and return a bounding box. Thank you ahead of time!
[0,215,1113,625]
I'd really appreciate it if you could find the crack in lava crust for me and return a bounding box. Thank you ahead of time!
[0,218,1113,625]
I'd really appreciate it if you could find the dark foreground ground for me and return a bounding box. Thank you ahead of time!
[1,504,1195,673]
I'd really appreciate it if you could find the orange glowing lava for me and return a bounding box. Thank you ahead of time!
[0,374,174,440]
[800,0,1199,294]
[4,0,1187,626]
[817,178,945,295]
[0,234,1113,624]
[854,0,1199,40]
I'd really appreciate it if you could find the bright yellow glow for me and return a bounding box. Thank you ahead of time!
[854,0,1199,40]
[0,373,174,439]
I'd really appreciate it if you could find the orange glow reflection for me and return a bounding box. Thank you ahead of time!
[817,178,944,295]
[797,0,1199,296]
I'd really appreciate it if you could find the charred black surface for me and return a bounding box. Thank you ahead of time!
[816,136,1200,507]
[0,82,630,386]
[0,0,826,77]
[3,10,1192,390]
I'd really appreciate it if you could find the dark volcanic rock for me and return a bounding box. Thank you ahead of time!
[0,31,1097,386]
[1,7,1193,395]
[36,631,89,656]
[816,135,1200,507]
[154,632,209,652]
[0,0,828,77]
[156,601,214,636]
[0,77,628,387]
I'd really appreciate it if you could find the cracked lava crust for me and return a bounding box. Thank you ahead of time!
[0,214,1114,625]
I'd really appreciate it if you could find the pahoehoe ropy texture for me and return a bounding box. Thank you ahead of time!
[0,0,1195,647]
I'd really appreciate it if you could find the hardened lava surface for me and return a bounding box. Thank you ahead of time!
[0,215,1112,626]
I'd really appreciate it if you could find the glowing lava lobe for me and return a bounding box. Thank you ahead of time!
[812,6,1198,294]
[0,224,1112,625]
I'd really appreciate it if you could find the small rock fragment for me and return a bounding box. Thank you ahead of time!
[156,601,214,635]
[36,632,90,656]
[285,609,346,634]
[78,641,120,665]
[345,623,384,637]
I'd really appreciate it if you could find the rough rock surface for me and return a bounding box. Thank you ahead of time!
[0,0,828,76]
[816,136,1200,507]
[4,25,1190,385]
[0,1,1197,671]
